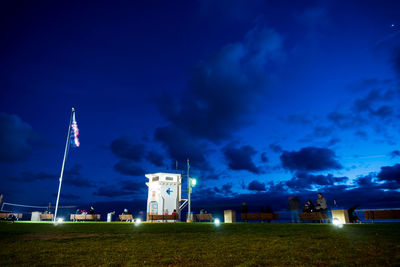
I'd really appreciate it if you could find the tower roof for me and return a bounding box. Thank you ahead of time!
[145,172,182,180]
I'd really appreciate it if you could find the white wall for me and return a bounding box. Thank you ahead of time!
[146,173,182,216]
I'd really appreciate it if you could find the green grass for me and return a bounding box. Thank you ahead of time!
[0,221,399,266]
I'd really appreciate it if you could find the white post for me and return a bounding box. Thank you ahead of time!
[54,108,74,221]
[187,158,191,222]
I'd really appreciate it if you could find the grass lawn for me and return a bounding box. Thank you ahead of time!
[0,221,399,266]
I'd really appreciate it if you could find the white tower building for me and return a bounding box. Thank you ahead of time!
[145,173,184,220]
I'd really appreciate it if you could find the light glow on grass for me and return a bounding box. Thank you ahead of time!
[135,218,141,226]
[214,218,220,226]
[54,218,64,225]
[332,218,343,228]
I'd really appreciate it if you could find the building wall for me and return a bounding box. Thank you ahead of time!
[146,173,182,216]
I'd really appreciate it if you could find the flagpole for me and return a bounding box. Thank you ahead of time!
[54,107,74,221]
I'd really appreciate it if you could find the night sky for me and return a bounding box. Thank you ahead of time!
[1,0,400,215]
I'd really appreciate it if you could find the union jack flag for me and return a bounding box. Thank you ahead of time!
[70,111,80,147]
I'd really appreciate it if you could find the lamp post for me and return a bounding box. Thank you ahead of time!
[187,159,197,222]
[187,159,191,222]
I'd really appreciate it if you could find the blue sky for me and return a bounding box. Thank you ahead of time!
[1,0,399,213]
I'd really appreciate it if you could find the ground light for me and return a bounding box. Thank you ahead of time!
[54,218,64,225]
[332,218,343,228]
[135,218,141,226]
[214,218,220,226]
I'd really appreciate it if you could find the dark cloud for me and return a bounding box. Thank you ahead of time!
[353,89,383,112]
[312,126,334,138]
[267,180,286,192]
[63,164,96,187]
[299,125,337,143]
[154,25,286,174]
[248,180,266,191]
[355,174,375,187]
[327,111,346,125]
[354,130,367,139]
[352,89,397,120]
[6,164,92,187]
[9,172,57,182]
[199,172,220,180]
[95,186,131,198]
[110,136,167,172]
[285,172,348,191]
[280,147,342,172]
[64,177,94,188]
[261,152,268,163]
[327,138,340,146]
[353,172,399,192]
[327,87,399,141]
[327,111,364,129]
[377,164,400,183]
[370,105,394,118]
[119,179,145,192]
[95,179,145,198]
[339,186,400,208]
[320,173,348,183]
[269,143,283,153]
[52,193,80,200]
[394,47,400,76]
[154,125,208,169]
[254,171,399,210]
[222,144,261,174]
[113,159,145,177]
[192,187,218,202]
[214,183,233,194]
[156,26,285,142]
[390,150,400,158]
[0,113,37,162]
[63,164,82,176]
[7,164,95,187]
[145,151,164,167]
[347,78,393,92]
[110,136,145,161]
[283,114,313,125]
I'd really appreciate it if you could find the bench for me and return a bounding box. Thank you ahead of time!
[194,214,214,222]
[40,214,54,220]
[0,213,23,220]
[298,212,329,222]
[119,214,134,222]
[147,214,179,222]
[70,214,100,221]
[241,213,279,222]
[365,210,400,223]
